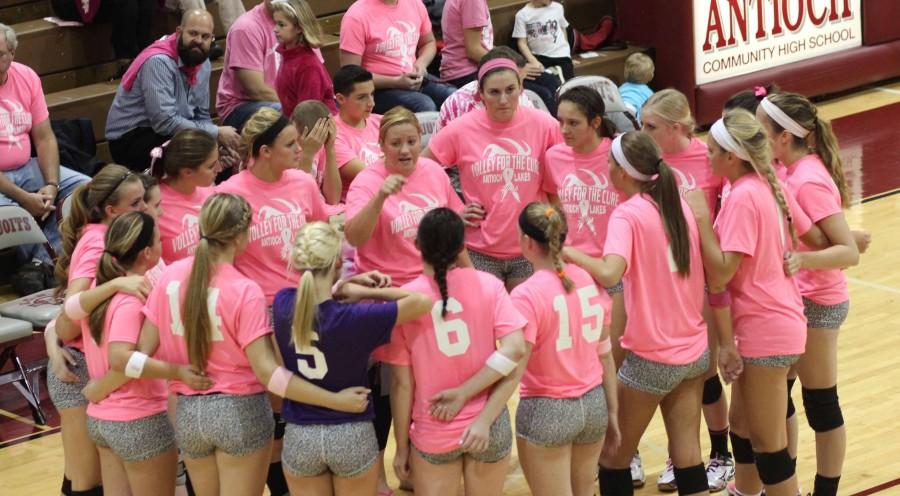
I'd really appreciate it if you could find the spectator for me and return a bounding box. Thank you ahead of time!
[105,10,240,173]
[0,23,90,286]
[619,52,655,122]
[170,0,245,32]
[333,65,383,200]
[339,0,456,113]
[273,0,338,116]
[513,0,574,80]
[439,0,492,88]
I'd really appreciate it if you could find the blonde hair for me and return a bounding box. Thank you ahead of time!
[289,222,342,348]
[765,92,849,207]
[291,100,331,132]
[642,88,695,137]
[624,53,654,84]
[88,212,156,344]
[378,106,421,143]
[184,193,252,372]
[240,107,284,160]
[721,108,798,247]
[56,164,143,294]
[271,0,322,48]
[521,202,573,292]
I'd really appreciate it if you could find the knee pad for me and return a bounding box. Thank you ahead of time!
[70,486,103,496]
[598,466,634,496]
[802,386,844,432]
[729,432,755,464]
[754,448,795,486]
[786,378,797,418]
[273,412,286,440]
[61,477,72,496]
[673,463,708,495]
[703,375,723,405]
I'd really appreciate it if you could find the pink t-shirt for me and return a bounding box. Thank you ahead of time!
[785,154,848,306]
[603,195,707,365]
[428,106,563,258]
[145,259,167,288]
[335,113,384,200]
[542,140,620,257]
[65,223,109,351]
[511,265,611,398]
[375,268,526,453]
[437,80,534,131]
[158,183,215,264]
[345,158,464,286]
[143,258,271,395]
[217,169,329,304]
[440,0,493,81]
[714,174,807,357]
[663,138,723,218]
[216,4,279,121]
[83,293,168,421]
[340,0,431,76]
[0,62,49,171]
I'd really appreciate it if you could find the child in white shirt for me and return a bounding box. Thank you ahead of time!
[513,0,574,80]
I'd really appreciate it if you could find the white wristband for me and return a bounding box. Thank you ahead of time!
[124,352,148,378]
[64,292,89,320]
[486,351,517,376]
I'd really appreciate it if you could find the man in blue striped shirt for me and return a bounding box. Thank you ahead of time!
[105,10,240,172]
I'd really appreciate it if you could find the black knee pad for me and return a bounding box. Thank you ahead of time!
[674,463,708,495]
[786,378,797,418]
[802,386,844,432]
[754,448,794,486]
[729,432,755,464]
[61,477,72,496]
[703,375,723,405]
[273,412,286,440]
[598,466,634,496]
[71,485,103,496]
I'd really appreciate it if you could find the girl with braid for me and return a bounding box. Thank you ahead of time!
[511,202,619,496]
[377,207,527,496]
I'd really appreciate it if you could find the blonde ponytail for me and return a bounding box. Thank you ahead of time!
[289,222,341,348]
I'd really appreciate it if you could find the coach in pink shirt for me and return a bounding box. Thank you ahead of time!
[339,0,456,113]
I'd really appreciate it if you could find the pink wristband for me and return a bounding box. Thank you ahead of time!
[64,292,89,320]
[597,337,612,355]
[267,366,292,397]
[707,290,732,308]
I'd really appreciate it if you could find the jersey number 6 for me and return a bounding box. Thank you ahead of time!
[433,297,471,357]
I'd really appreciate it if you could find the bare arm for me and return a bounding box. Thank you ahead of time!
[516,37,541,66]
[795,212,859,270]
[321,139,342,205]
[414,32,438,72]
[235,69,279,102]
[339,159,367,188]
[390,365,415,481]
[563,248,627,289]
[340,51,402,90]
[463,28,489,64]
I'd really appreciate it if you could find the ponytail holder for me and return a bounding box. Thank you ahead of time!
[148,140,171,176]
[557,269,566,279]
[754,86,767,97]
[544,207,556,218]
[103,249,118,258]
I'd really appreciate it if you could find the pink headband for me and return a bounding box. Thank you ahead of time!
[477,58,519,84]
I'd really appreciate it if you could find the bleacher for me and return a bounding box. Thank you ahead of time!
[3,0,650,163]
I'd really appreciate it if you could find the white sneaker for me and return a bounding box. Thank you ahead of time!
[630,453,646,488]
[657,458,677,492]
[726,481,765,496]
[707,454,736,492]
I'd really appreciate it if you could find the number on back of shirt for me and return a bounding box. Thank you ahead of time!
[295,335,328,380]
[166,281,224,341]
[433,297,471,357]
[553,285,605,352]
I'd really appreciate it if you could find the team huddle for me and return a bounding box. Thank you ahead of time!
[42,49,864,496]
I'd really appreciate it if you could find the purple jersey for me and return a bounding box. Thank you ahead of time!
[273,289,398,425]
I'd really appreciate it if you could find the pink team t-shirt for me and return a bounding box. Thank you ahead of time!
[335,113,384,200]
[511,265,611,398]
[428,106,563,258]
[542,140,619,257]
[158,183,215,264]
[0,62,49,171]
[785,154,848,306]
[375,268,526,453]
[217,169,329,304]
[216,4,279,121]
[663,138,724,218]
[440,0,493,81]
[345,158,464,286]
[340,0,431,76]
[714,174,807,357]
[65,223,109,351]
[83,293,168,421]
[143,258,271,395]
[603,195,707,365]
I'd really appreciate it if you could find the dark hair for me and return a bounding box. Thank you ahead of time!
[723,83,780,113]
[559,86,617,138]
[333,64,374,96]
[616,131,692,276]
[479,46,526,68]
[416,208,465,316]
[152,128,218,179]
[139,173,158,196]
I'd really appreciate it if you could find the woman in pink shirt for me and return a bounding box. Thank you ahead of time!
[218,107,331,305]
[149,129,221,265]
[108,193,372,495]
[511,202,619,496]
[564,131,710,496]
[757,92,860,496]
[44,164,147,496]
[380,208,527,496]
[439,0,492,88]
[424,57,562,290]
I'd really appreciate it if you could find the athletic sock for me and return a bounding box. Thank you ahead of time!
[813,474,841,496]
[709,427,730,458]
[267,462,289,496]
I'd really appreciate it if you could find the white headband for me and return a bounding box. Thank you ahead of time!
[271,0,299,19]
[710,118,751,162]
[760,97,810,138]
[611,134,654,182]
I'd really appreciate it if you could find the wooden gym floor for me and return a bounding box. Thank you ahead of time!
[2,81,900,494]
